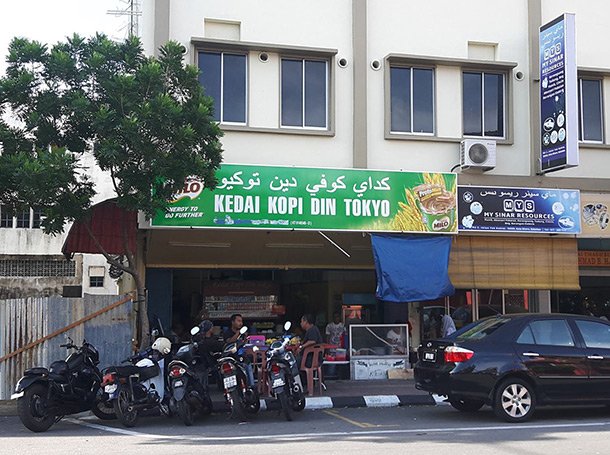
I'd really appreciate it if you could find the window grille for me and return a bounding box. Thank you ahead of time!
[0,259,76,277]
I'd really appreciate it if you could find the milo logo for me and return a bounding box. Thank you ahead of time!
[432,216,451,231]
[172,178,204,202]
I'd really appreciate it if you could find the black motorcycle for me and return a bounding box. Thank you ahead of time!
[217,326,260,421]
[266,321,306,421]
[11,337,115,432]
[168,326,214,426]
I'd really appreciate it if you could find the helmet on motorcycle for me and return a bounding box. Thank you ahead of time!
[151,337,172,355]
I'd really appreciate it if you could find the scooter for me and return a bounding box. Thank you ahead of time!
[12,338,115,432]
[217,326,260,421]
[168,326,214,426]
[102,337,172,427]
[266,321,306,421]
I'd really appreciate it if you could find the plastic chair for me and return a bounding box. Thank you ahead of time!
[300,344,325,396]
[246,347,268,396]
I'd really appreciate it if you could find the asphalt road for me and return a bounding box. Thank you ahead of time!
[2,404,610,454]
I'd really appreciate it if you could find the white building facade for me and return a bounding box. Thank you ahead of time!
[4,1,609,342]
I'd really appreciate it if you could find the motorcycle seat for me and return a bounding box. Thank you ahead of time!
[49,373,69,383]
[112,364,159,381]
[25,367,49,376]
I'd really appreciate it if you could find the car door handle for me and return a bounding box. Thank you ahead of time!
[587,355,604,360]
[522,352,540,357]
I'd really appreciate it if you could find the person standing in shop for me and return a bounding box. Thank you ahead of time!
[440,313,457,338]
[325,312,345,347]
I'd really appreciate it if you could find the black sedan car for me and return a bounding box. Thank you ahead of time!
[414,313,610,422]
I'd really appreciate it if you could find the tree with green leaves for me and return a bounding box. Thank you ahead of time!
[0,34,223,347]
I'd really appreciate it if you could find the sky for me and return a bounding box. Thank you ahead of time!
[0,0,131,74]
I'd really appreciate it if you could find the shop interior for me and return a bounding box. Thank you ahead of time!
[169,268,383,339]
[552,275,610,319]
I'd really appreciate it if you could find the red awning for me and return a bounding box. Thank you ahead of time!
[62,199,137,258]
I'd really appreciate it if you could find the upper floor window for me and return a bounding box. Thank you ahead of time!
[578,78,603,143]
[198,51,247,124]
[16,210,30,228]
[32,209,43,229]
[463,71,505,138]
[0,206,43,229]
[390,66,434,134]
[281,58,328,129]
[0,207,12,228]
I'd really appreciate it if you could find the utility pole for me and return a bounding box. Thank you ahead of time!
[107,0,142,38]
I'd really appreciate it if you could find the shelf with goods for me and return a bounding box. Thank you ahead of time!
[203,294,285,321]
[202,280,285,334]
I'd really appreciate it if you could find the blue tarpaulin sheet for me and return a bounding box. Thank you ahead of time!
[371,234,455,302]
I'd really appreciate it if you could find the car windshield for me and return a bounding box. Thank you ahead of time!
[455,317,510,341]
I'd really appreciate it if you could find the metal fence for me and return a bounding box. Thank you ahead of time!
[0,294,133,399]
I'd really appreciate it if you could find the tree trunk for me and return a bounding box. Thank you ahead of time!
[83,211,149,350]
[132,266,149,349]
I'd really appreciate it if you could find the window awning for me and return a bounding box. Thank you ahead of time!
[62,199,137,258]
[449,236,580,290]
[371,234,455,302]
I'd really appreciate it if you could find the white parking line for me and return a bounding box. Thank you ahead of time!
[66,418,610,442]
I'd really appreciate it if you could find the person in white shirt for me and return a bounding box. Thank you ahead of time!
[325,313,345,346]
[441,313,457,337]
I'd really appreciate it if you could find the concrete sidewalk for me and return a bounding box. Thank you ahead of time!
[0,378,435,416]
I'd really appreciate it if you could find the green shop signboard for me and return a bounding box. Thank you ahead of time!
[151,164,457,234]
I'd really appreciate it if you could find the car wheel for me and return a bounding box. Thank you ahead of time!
[448,397,485,412]
[494,378,536,423]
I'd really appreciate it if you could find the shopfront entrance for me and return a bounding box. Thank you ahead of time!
[144,229,387,334]
[420,289,534,340]
[158,267,379,339]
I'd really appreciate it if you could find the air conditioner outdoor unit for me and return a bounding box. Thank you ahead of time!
[460,139,496,171]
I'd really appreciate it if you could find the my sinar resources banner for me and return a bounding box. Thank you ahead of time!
[458,185,581,234]
[151,164,457,234]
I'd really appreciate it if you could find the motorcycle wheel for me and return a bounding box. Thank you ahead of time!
[228,390,248,422]
[278,392,293,421]
[113,385,138,428]
[17,384,55,433]
[244,387,260,415]
[177,399,195,426]
[201,395,213,416]
[291,393,306,412]
[91,398,116,420]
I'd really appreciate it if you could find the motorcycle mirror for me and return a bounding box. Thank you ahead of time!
[151,328,159,338]
[191,326,200,336]
[67,336,73,344]
[284,321,291,331]
[240,326,248,335]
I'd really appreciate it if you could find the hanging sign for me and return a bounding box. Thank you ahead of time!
[539,13,579,172]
